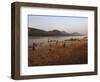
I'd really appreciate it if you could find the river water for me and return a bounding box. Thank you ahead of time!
[28,36,85,47]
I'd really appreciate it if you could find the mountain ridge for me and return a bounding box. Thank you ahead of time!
[28,27,84,36]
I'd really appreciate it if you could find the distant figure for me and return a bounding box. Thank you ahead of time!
[32,42,37,51]
[48,40,49,43]
[49,47,52,52]
[55,40,58,47]
[56,40,58,45]
[62,42,66,48]
[48,42,52,53]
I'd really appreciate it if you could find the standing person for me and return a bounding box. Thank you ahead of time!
[62,42,66,48]
[32,42,36,51]
[56,40,58,45]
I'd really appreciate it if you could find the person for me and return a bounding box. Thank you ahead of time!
[55,40,58,45]
[32,42,36,51]
[62,42,66,48]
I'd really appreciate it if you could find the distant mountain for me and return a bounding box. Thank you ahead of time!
[61,31,69,35]
[28,27,84,36]
[70,32,83,36]
[48,30,64,36]
[28,28,48,36]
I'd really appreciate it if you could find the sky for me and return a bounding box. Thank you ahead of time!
[28,15,88,35]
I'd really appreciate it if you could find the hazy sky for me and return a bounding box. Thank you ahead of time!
[28,15,88,35]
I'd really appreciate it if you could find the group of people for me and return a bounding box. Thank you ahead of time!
[32,40,67,52]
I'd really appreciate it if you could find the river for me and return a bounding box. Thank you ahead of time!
[28,36,85,47]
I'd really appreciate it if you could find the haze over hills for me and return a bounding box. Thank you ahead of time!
[28,27,84,36]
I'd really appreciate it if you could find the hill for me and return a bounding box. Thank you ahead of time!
[28,27,83,36]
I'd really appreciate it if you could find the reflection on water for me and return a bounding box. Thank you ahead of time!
[28,36,85,47]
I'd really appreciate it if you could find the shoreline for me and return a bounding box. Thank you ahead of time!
[28,36,87,47]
